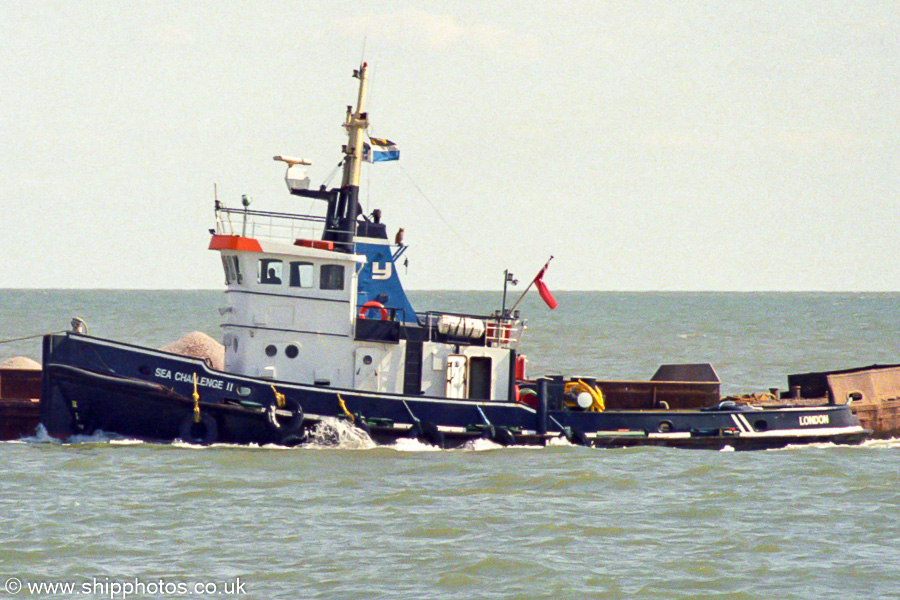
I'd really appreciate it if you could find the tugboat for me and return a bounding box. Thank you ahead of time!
[40,63,869,450]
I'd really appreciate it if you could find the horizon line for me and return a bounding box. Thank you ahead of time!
[2,287,900,294]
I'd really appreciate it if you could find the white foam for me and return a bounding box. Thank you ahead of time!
[302,417,376,450]
[67,429,136,444]
[17,425,141,445]
[764,439,894,452]
[458,438,542,452]
[861,437,900,449]
[388,437,442,452]
[546,435,574,447]
[16,423,61,444]
[108,438,145,446]
[765,442,835,452]
[171,439,209,449]
[460,438,504,452]
[168,440,292,450]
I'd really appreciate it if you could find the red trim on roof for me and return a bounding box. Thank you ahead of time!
[294,239,335,251]
[208,235,263,252]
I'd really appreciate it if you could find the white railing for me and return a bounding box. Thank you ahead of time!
[485,319,524,349]
[215,207,326,244]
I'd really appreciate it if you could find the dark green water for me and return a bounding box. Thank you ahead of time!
[4,437,900,599]
[2,290,900,598]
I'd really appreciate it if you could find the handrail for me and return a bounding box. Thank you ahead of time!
[215,206,327,242]
[217,207,327,223]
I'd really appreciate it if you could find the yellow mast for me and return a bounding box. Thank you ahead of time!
[341,62,369,189]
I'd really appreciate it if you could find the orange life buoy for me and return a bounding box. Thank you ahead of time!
[358,301,388,321]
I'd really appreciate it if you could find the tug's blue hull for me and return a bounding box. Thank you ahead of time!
[40,333,869,450]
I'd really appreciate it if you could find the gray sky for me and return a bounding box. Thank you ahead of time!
[2,1,898,291]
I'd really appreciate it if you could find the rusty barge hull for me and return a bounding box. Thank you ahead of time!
[788,365,900,438]
[0,368,41,440]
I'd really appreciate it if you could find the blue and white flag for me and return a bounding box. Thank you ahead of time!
[363,138,400,162]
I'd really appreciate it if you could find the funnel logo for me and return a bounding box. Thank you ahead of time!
[372,263,392,280]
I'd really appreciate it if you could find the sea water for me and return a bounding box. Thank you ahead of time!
[2,290,900,599]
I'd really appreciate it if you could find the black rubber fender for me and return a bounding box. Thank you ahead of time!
[267,397,305,437]
[421,421,444,448]
[408,421,444,448]
[179,413,218,445]
[493,426,516,446]
[407,421,423,439]
[570,427,590,447]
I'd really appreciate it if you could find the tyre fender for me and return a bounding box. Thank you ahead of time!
[267,397,305,437]
[179,413,218,445]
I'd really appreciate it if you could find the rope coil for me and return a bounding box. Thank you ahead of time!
[192,373,200,423]
[564,379,605,412]
[337,393,354,422]
[270,384,285,408]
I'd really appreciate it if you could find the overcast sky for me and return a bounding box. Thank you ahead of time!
[2,1,898,291]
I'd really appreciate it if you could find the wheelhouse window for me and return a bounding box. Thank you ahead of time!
[221,255,242,285]
[231,256,242,283]
[258,258,283,285]
[289,261,314,288]
[221,256,234,284]
[320,264,344,290]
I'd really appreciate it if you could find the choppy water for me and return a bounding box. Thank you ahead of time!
[4,290,900,395]
[3,290,900,599]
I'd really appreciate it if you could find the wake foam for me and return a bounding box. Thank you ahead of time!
[389,437,442,452]
[303,417,376,450]
[546,435,574,447]
[15,423,60,444]
[861,437,900,449]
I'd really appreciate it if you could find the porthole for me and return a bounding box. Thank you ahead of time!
[285,345,299,359]
[236,386,252,397]
[363,355,373,365]
[753,419,769,432]
[265,344,277,357]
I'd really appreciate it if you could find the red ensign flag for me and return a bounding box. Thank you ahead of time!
[533,265,557,309]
